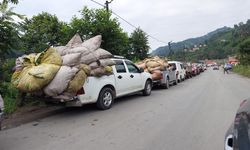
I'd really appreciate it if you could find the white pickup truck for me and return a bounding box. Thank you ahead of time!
[67,57,153,110]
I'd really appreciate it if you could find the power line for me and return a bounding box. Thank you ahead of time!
[90,0,105,7]
[89,0,168,44]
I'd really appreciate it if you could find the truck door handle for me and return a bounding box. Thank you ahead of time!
[130,75,134,78]
[118,75,122,79]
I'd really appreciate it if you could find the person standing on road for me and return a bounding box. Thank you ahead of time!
[224,63,229,74]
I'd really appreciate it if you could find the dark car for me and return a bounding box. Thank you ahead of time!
[225,98,250,150]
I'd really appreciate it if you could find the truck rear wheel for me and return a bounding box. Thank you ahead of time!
[173,79,178,85]
[142,80,152,96]
[96,87,114,110]
[162,79,170,89]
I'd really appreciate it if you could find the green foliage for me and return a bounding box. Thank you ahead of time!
[21,12,70,53]
[2,0,19,4]
[0,58,15,82]
[0,2,23,61]
[129,28,149,60]
[70,6,130,56]
[1,82,18,113]
[237,38,250,65]
[233,65,250,78]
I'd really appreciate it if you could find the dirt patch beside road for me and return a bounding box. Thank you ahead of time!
[1,105,65,130]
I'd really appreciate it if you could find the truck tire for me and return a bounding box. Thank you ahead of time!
[96,87,114,110]
[162,79,170,89]
[173,79,178,85]
[142,80,152,96]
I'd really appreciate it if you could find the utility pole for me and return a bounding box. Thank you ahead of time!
[168,41,173,56]
[105,0,113,12]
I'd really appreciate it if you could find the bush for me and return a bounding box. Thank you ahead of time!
[233,65,250,78]
[0,58,15,82]
[1,82,18,114]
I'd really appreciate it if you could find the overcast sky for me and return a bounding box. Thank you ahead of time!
[12,0,250,51]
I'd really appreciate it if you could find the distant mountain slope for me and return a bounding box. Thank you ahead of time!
[151,26,232,56]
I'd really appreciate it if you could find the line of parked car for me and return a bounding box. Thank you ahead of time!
[0,56,208,130]
[66,56,207,110]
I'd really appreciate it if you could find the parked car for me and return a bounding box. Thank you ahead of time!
[225,98,250,150]
[192,63,199,76]
[0,94,4,130]
[184,63,193,79]
[168,61,186,82]
[213,65,219,70]
[152,66,178,88]
[66,56,153,110]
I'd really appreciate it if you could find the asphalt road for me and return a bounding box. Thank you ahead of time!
[1,68,250,150]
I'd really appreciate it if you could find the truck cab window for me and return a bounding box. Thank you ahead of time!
[125,61,140,73]
[114,60,126,73]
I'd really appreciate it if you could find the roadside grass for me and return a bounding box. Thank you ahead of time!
[1,82,18,114]
[1,82,47,114]
[233,65,250,78]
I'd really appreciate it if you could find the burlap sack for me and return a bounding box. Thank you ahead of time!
[66,69,87,93]
[52,92,75,101]
[79,64,91,76]
[54,46,67,56]
[82,35,102,51]
[43,66,79,96]
[148,66,164,73]
[94,48,112,59]
[16,64,60,92]
[15,57,24,71]
[99,59,115,66]
[137,63,146,69]
[146,61,161,68]
[66,33,83,48]
[67,46,91,56]
[151,70,162,80]
[90,67,106,77]
[62,53,81,67]
[80,52,97,65]
[104,66,113,75]
[89,61,100,69]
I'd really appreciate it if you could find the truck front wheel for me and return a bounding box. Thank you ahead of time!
[97,87,114,110]
[142,80,152,96]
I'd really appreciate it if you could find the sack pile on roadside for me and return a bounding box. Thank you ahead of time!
[11,34,115,101]
[136,56,168,80]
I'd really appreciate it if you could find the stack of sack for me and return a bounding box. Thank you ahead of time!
[11,34,115,101]
[54,34,115,77]
[11,48,62,93]
[136,56,168,80]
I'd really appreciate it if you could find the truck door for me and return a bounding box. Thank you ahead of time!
[113,60,131,96]
[125,61,143,91]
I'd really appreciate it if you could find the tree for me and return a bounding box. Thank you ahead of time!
[129,28,149,60]
[21,12,70,53]
[1,0,18,5]
[70,6,130,56]
[0,1,23,60]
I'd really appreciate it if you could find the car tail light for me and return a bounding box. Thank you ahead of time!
[160,73,163,79]
[76,87,85,95]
